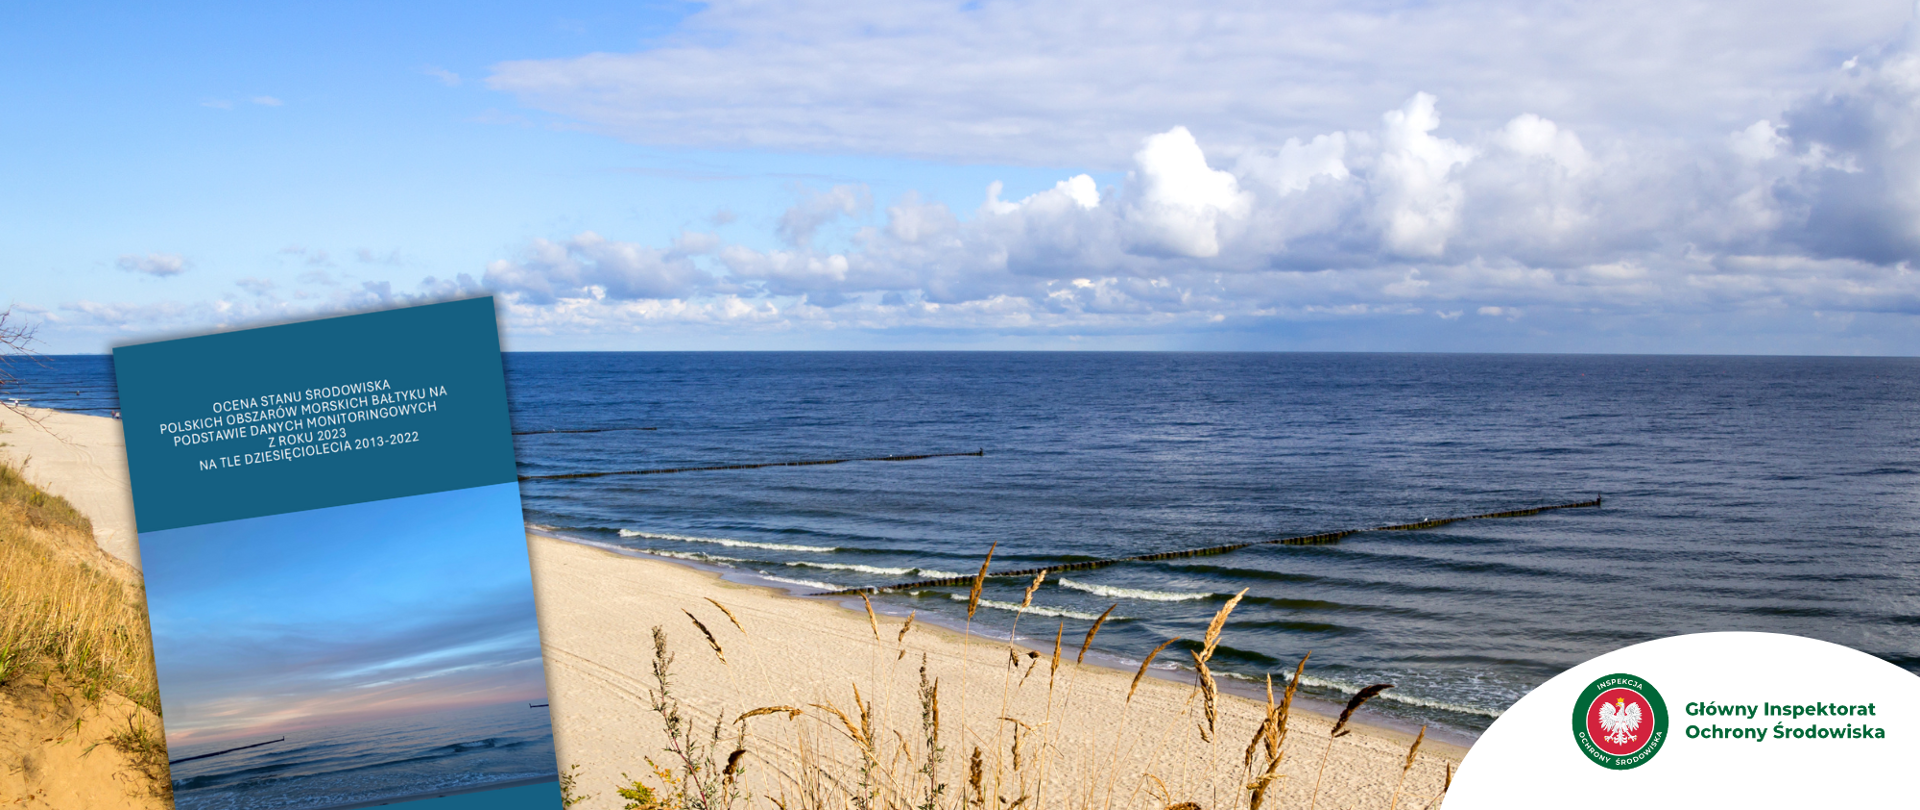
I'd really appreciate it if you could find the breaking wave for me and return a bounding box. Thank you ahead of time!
[1057,578,1211,602]
[949,594,1114,622]
[618,529,836,553]
[1217,670,1502,719]
[758,574,843,591]
[787,561,965,579]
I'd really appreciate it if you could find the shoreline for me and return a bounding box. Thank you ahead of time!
[541,528,1481,754]
[1,404,1466,807]
[531,530,1462,810]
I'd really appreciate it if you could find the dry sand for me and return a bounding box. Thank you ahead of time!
[0,405,1465,809]
[0,407,166,808]
[0,406,140,572]
[532,535,1463,810]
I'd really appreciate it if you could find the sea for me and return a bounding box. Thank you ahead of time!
[163,700,557,810]
[13,352,1920,741]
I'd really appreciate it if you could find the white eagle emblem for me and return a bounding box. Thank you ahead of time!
[1598,697,1643,746]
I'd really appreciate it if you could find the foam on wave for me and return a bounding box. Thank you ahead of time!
[1057,577,1212,602]
[787,561,965,578]
[618,529,836,553]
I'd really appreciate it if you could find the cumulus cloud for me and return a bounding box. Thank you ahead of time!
[117,252,187,277]
[777,185,872,248]
[481,231,713,303]
[467,32,1920,346]
[47,10,1920,351]
[1371,94,1475,257]
[1123,127,1251,258]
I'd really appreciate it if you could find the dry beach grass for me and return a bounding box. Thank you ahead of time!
[0,407,170,807]
[531,534,1463,810]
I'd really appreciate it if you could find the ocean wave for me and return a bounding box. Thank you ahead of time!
[1217,670,1502,719]
[758,574,843,591]
[1058,578,1211,602]
[618,529,836,553]
[640,549,745,565]
[787,561,965,579]
[948,594,1115,622]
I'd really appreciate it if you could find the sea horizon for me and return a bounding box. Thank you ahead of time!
[13,351,1919,742]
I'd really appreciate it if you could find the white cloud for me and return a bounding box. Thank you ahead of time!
[1123,127,1251,258]
[481,231,713,303]
[1372,94,1474,257]
[1731,120,1789,163]
[44,11,1920,352]
[423,66,462,87]
[485,0,1902,167]
[1235,133,1349,195]
[251,96,284,107]
[777,185,872,248]
[117,252,187,277]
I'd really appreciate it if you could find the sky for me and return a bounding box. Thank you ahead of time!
[6,1,1920,354]
[139,483,548,745]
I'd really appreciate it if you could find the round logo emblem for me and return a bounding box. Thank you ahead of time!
[1571,672,1668,769]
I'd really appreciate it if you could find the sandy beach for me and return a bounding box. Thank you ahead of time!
[533,535,1462,810]
[0,405,140,572]
[0,404,1462,809]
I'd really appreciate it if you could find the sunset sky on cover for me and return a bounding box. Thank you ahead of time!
[140,483,547,745]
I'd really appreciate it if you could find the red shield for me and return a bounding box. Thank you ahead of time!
[1585,687,1652,756]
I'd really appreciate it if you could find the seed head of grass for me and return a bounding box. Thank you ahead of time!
[704,597,745,633]
[1403,725,1425,773]
[1331,683,1393,738]
[1076,603,1116,665]
[968,745,983,807]
[897,611,916,644]
[1191,650,1219,740]
[1047,621,1063,685]
[1019,569,1046,610]
[1127,636,1181,704]
[736,706,804,724]
[810,701,871,751]
[861,593,880,641]
[1247,770,1284,810]
[683,610,726,665]
[966,542,998,621]
[724,748,746,784]
[1245,680,1275,769]
[1199,588,1248,662]
[1276,651,1308,751]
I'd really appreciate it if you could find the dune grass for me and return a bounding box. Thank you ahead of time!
[0,460,160,715]
[604,551,1455,810]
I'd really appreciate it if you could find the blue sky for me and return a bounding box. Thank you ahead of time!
[7,1,1920,354]
[139,483,547,745]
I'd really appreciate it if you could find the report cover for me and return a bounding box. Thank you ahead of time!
[112,297,559,810]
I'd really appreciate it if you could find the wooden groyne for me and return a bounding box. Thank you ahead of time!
[519,449,986,481]
[811,496,1602,597]
[168,737,286,765]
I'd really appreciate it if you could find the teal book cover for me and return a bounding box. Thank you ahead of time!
[112,298,560,810]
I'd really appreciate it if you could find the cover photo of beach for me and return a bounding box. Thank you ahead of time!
[140,482,557,810]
